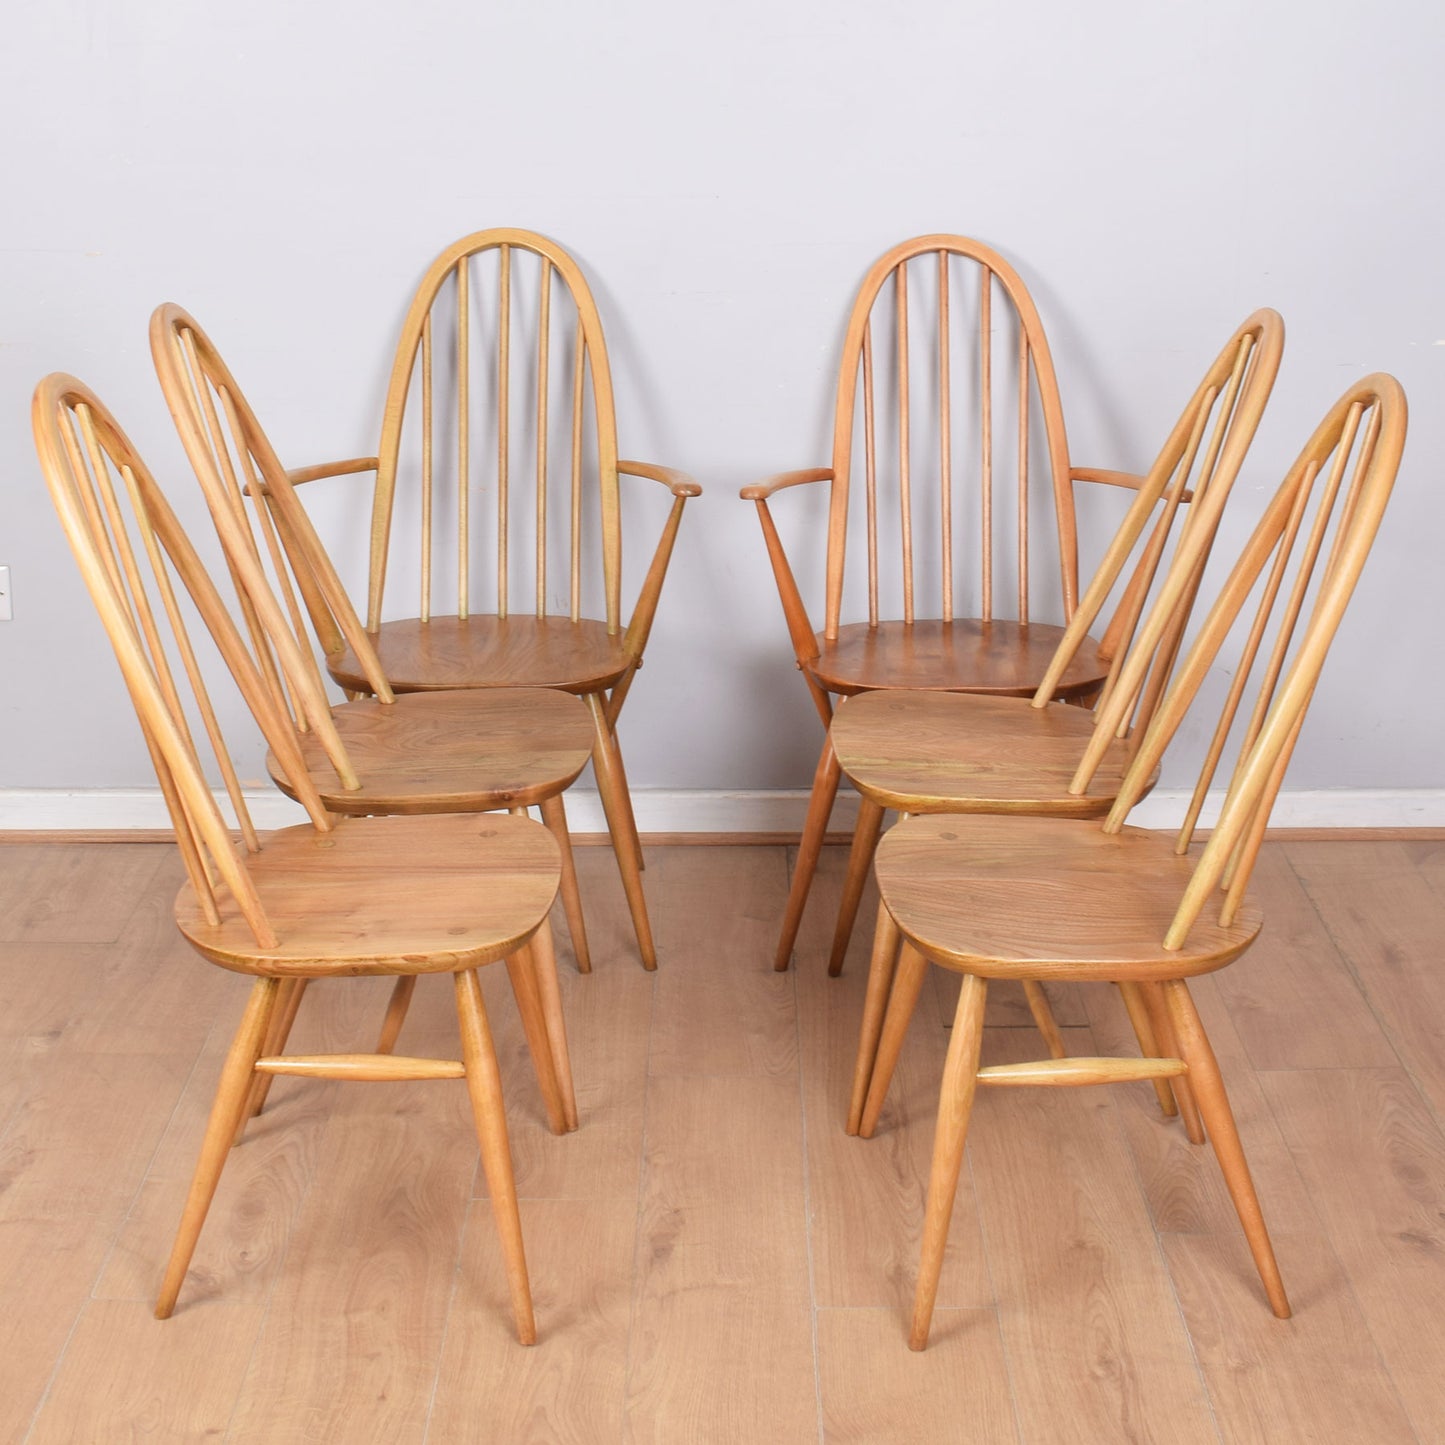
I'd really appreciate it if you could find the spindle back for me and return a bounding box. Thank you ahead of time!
[32,374,337,950]
[824,235,1075,640]
[1107,375,1406,945]
[368,229,622,634]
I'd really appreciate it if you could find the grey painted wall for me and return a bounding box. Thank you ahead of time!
[1,0,1441,796]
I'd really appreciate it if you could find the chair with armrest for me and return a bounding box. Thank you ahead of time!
[308,230,702,970]
[33,373,572,1343]
[742,234,1195,970]
[851,374,1406,1348]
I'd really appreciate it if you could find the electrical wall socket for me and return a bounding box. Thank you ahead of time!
[0,566,11,621]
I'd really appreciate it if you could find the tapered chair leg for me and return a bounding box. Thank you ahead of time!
[375,977,417,1056]
[157,977,279,1318]
[828,795,887,976]
[911,972,988,1350]
[527,917,578,1132]
[540,793,592,974]
[504,944,569,1136]
[606,718,646,875]
[585,693,656,970]
[1021,982,1068,1060]
[858,941,931,1139]
[236,976,308,1140]
[1163,979,1290,1319]
[1143,981,1205,1143]
[847,905,902,1134]
[775,735,842,971]
[455,968,536,1346]
[1117,981,1179,1119]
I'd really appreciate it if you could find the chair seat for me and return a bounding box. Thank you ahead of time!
[875,814,1261,982]
[327,615,635,694]
[269,688,594,815]
[805,619,1110,699]
[830,689,1144,815]
[175,813,560,977]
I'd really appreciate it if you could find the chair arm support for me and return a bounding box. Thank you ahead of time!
[738,467,833,502]
[749,497,820,668]
[617,459,703,498]
[1073,466,1193,503]
[286,456,380,487]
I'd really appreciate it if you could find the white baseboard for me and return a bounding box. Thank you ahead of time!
[1,786,1443,834]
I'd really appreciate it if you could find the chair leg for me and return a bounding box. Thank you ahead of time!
[455,968,536,1345]
[540,793,592,974]
[157,977,279,1318]
[607,721,646,873]
[1116,981,1179,1119]
[1142,981,1205,1143]
[585,693,656,970]
[236,976,308,1141]
[828,795,886,977]
[504,944,569,1136]
[527,917,578,1132]
[1021,982,1068,1060]
[911,972,988,1351]
[375,977,417,1056]
[775,735,842,972]
[1163,979,1291,1319]
[858,941,931,1139]
[847,905,902,1135]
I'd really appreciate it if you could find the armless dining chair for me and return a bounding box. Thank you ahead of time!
[33,373,572,1344]
[854,374,1406,1348]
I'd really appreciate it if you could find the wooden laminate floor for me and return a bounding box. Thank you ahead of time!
[2,837,1444,1443]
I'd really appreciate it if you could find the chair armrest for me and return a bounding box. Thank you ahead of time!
[617,459,702,498]
[1073,466,1192,503]
[287,456,380,487]
[739,467,833,502]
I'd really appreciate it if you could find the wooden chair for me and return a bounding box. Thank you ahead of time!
[827,310,1284,999]
[33,373,572,1343]
[309,230,701,970]
[851,374,1406,1348]
[743,235,1175,971]
[150,304,599,1015]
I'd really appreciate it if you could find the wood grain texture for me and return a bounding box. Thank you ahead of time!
[1261,1067,1445,1441]
[876,814,1261,981]
[276,687,593,815]
[807,618,1109,698]
[326,614,635,694]
[831,688,1135,815]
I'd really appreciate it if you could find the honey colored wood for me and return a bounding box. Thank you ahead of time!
[827,309,1285,978]
[252,1052,467,1080]
[33,374,568,1345]
[856,372,1406,1348]
[754,238,1281,974]
[349,230,701,960]
[150,303,601,980]
[9,837,1445,1443]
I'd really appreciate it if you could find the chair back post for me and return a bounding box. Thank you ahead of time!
[30,375,348,949]
[1047,310,1285,790]
[1103,375,1406,943]
[822,235,1076,642]
[370,229,623,634]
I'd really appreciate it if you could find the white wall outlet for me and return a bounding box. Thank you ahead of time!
[0,566,11,621]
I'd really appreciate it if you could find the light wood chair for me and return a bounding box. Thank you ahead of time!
[33,373,572,1344]
[743,235,1176,971]
[828,310,1284,1006]
[150,304,599,1012]
[852,374,1406,1349]
[306,230,701,970]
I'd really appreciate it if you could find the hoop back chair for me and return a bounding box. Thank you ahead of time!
[151,302,597,1012]
[320,230,702,966]
[857,374,1407,1348]
[33,373,569,1343]
[825,308,1285,977]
